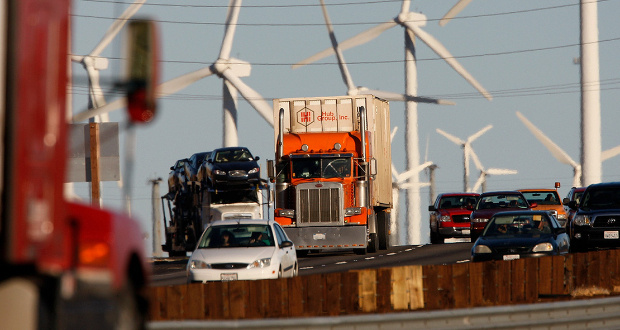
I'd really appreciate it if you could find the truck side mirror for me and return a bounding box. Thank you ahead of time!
[125,19,159,123]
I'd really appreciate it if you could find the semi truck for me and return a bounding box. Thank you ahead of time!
[268,95,392,255]
[0,2,155,328]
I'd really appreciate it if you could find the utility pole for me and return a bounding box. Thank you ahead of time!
[150,178,164,258]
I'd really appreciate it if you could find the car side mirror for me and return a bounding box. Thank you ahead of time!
[428,205,437,212]
[254,156,260,161]
[562,197,570,205]
[555,227,566,235]
[280,240,293,248]
[568,200,578,210]
[170,166,174,170]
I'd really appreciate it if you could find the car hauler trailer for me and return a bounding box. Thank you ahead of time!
[268,95,392,255]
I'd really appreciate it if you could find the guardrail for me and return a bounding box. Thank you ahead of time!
[148,295,620,329]
[146,249,620,321]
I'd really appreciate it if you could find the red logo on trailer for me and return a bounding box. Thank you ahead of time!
[296,107,314,127]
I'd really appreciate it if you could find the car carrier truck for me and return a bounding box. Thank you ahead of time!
[268,95,392,255]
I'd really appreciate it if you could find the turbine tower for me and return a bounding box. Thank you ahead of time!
[294,0,491,245]
[436,125,492,192]
[469,146,517,193]
[73,0,274,148]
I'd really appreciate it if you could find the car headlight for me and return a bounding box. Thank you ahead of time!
[533,243,553,252]
[573,214,591,226]
[439,215,451,222]
[248,167,259,174]
[474,245,492,253]
[345,207,362,216]
[472,218,488,223]
[189,260,210,269]
[214,169,226,175]
[557,213,567,220]
[248,258,271,269]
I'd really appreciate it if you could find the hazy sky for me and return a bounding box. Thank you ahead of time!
[70,0,620,254]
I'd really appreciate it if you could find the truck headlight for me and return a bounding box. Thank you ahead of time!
[439,215,451,222]
[279,209,295,218]
[532,243,553,252]
[573,215,591,226]
[345,207,362,216]
[557,213,567,220]
[248,258,271,269]
[189,260,210,269]
[474,245,492,253]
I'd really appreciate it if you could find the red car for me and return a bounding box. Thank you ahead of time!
[469,191,537,241]
[429,193,480,243]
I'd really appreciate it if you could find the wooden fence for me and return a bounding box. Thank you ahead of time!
[147,249,620,321]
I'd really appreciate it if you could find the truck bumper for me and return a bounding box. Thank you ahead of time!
[283,226,367,251]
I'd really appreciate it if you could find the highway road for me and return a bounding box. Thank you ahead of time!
[149,239,473,286]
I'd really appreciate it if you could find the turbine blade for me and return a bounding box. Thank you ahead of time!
[436,128,465,146]
[159,67,215,96]
[293,20,398,69]
[515,111,578,167]
[361,88,455,105]
[467,124,492,143]
[73,98,126,123]
[439,0,473,26]
[90,0,146,57]
[471,173,484,192]
[397,161,432,183]
[468,146,484,171]
[486,168,518,176]
[219,0,242,60]
[390,126,399,143]
[320,0,356,92]
[402,21,493,101]
[602,144,620,162]
[220,70,274,126]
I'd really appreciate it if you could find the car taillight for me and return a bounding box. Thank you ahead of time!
[78,241,110,268]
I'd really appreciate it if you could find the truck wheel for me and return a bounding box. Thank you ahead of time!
[115,282,145,330]
[377,211,390,250]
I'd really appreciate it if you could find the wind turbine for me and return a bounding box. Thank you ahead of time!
[469,146,517,193]
[516,111,620,187]
[436,125,492,192]
[294,0,491,245]
[71,0,146,123]
[73,0,274,148]
[390,127,432,245]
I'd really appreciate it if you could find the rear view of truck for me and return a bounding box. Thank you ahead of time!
[269,95,392,255]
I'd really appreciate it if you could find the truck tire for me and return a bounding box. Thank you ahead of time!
[377,211,390,250]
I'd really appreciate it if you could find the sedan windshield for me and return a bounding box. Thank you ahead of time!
[292,157,351,179]
[214,149,253,163]
[198,224,274,248]
[482,214,552,237]
[476,194,528,210]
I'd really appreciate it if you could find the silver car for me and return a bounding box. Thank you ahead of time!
[187,219,298,282]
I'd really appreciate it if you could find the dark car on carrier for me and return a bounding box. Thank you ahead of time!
[204,147,261,190]
[567,182,620,252]
[429,193,479,243]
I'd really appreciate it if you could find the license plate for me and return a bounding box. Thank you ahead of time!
[503,254,520,261]
[604,231,619,239]
[221,273,238,281]
[462,229,471,235]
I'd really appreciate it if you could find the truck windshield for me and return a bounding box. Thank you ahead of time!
[292,157,351,179]
[580,187,620,210]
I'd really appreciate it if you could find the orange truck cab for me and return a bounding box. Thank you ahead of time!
[519,182,568,227]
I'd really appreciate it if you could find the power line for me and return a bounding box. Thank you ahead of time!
[72,0,615,26]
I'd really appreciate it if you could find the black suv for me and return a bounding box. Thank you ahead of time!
[567,182,620,252]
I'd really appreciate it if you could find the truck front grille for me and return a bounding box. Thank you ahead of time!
[297,183,343,226]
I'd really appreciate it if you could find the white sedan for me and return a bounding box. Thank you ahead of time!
[187,219,298,282]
